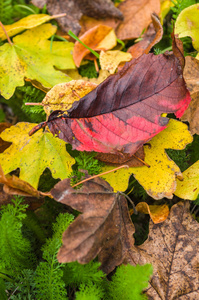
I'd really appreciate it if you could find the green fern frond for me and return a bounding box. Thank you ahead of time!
[0,197,36,275]
[0,278,7,300]
[34,213,74,300]
[171,0,197,20]
[0,0,13,25]
[75,283,104,300]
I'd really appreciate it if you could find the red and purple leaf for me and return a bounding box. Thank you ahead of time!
[31,51,191,156]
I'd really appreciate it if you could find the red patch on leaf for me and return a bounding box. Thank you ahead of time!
[30,51,191,156]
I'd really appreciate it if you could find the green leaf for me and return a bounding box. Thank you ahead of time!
[0,23,75,99]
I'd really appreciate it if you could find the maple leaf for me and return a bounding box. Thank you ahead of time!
[37,48,191,157]
[136,202,169,224]
[0,23,75,99]
[102,119,193,199]
[0,123,75,189]
[51,175,135,273]
[0,14,62,41]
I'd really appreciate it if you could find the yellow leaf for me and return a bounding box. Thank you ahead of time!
[136,202,169,223]
[175,161,199,200]
[175,4,199,52]
[0,123,75,189]
[42,80,97,117]
[160,0,175,23]
[0,14,56,41]
[101,120,193,199]
[0,24,75,99]
[100,50,132,74]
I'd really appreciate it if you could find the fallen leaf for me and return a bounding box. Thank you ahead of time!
[0,165,47,198]
[181,56,199,134]
[101,120,193,199]
[73,25,117,67]
[175,161,199,200]
[136,202,169,223]
[0,123,12,153]
[135,201,199,299]
[100,50,132,74]
[51,175,135,274]
[32,0,123,36]
[42,80,97,117]
[127,13,163,60]
[43,50,191,157]
[175,3,199,52]
[0,123,75,189]
[160,0,174,24]
[0,23,75,99]
[0,14,60,41]
[116,0,160,40]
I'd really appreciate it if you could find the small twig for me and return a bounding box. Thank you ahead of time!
[51,13,67,19]
[72,165,129,188]
[25,103,43,105]
[0,21,13,45]
[94,58,99,73]
[118,191,138,214]
[132,154,150,168]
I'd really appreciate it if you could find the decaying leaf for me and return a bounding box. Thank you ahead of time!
[73,25,117,67]
[0,24,75,99]
[175,160,199,200]
[175,3,199,52]
[0,165,47,198]
[181,56,199,134]
[42,80,97,117]
[116,0,161,40]
[136,202,169,223]
[0,123,75,189]
[0,14,61,41]
[32,0,123,36]
[102,120,193,199]
[127,13,163,60]
[51,176,135,273]
[0,123,12,153]
[40,49,191,157]
[100,50,132,74]
[135,201,199,299]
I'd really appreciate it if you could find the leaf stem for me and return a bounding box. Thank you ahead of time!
[0,21,13,45]
[118,191,138,214]
[71,165,129,188]
[68,30,100,59]
[25,103,43,106]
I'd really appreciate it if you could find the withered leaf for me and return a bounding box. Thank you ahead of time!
[132,201,199,299]
[51,176,135,273]
[32,0,123,36]
[37,49,190,156]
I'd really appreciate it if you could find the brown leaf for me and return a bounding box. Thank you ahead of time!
[116,0,160,40]
[0,165,49,198]
[130,201,199,299]
[0,123,12,153]
[73,25,117,67]
[136,202,169,223]
[96,146,145,167]
[127,13,163,60]
[51,176,135,273]
[182,56,199,134]
[33,0,123,36]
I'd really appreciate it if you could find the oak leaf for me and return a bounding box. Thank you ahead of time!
[116,0,160,40]
[0,123,75,189]
[0,14,61,41]
[32,0,123,36]
[101,120,193,199]
[0,23,75,99]
[43,51,191,157]
[51,176,136,274]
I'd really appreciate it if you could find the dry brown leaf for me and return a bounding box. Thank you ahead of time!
[32,0,123,36]
[127,13,163,60]
[51,176,135,274]
[182,56,199,134]
[73,25,117,67]
[116,0,160,40]
[133,201,199,299]
[42,80,97,117]
[0,165,49,198]
[0,123,12,153]
[136,202,169,223]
